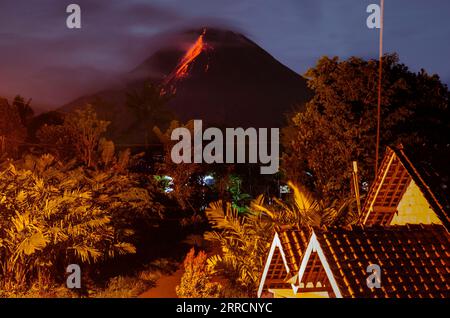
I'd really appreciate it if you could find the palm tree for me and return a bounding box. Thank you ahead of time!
[205,199,272,296]
[252,181,358,228]
[203,181,358,296]
[0,155,143,292]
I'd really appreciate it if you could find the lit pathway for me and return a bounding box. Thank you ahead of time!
[138,269,183,298]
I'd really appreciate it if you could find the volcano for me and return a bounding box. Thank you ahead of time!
[61,27,311,143]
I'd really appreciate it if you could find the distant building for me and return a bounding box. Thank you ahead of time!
[259,224,449,298]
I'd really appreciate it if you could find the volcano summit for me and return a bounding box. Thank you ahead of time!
[62,27,311,143]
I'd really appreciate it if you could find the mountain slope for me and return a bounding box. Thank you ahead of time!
[62,27,311,143]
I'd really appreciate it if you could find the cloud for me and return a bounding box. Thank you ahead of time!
[0,0,448,109]
[0,0,183,107]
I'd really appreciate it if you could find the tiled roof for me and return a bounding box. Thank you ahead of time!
[277,226,312,273]
[314,224,450,298]
[362,144,450,230]
[392,144,450,230]
[260,226,311,292]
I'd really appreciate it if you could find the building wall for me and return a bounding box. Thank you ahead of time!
[391,180,442,225]
[269,289,329,298]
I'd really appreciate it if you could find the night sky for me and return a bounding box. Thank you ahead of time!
[0,0,449,109]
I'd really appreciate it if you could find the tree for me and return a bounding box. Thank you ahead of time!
[176,248,223,298]
[126,83,174,146]
[64,105,110,167]
[154,120,256,215]
[0,98,27,158]
[252,181,357,228]
[0,154,164,292]
[227,175,251,213]
[37,105,111,168]
[0,155,131,290]
[282,54,450,203]
[204,199,272,296]
[204,182,357,296]
[153,120,212,213]
[12,95,34,127]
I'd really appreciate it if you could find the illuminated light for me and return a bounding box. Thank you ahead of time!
[202,175,215,186]
[154,175,174,193]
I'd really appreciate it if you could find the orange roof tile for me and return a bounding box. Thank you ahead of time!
[314,224,450,298]
[362,144,450,230]
[261,226,311,292]
[277,226,312,273]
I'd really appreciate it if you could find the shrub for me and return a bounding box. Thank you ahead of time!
[0,154,162,292]
[176,248,222,298]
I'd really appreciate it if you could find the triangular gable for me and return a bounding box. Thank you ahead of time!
[295,232,342,298]
[257,232,293,298]
[299,225,450,298]
[362,145,447,229]
[258,233,290,298]
[257,227,311,298]
[392,145,450,229]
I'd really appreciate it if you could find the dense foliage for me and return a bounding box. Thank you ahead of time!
[0,104,165,295]
[1,52,448,298]
[176,248,222,298]
[282,54,450,202]
[204,182,355,296]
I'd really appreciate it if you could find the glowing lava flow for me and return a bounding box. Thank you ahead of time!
[164,28,208,86]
